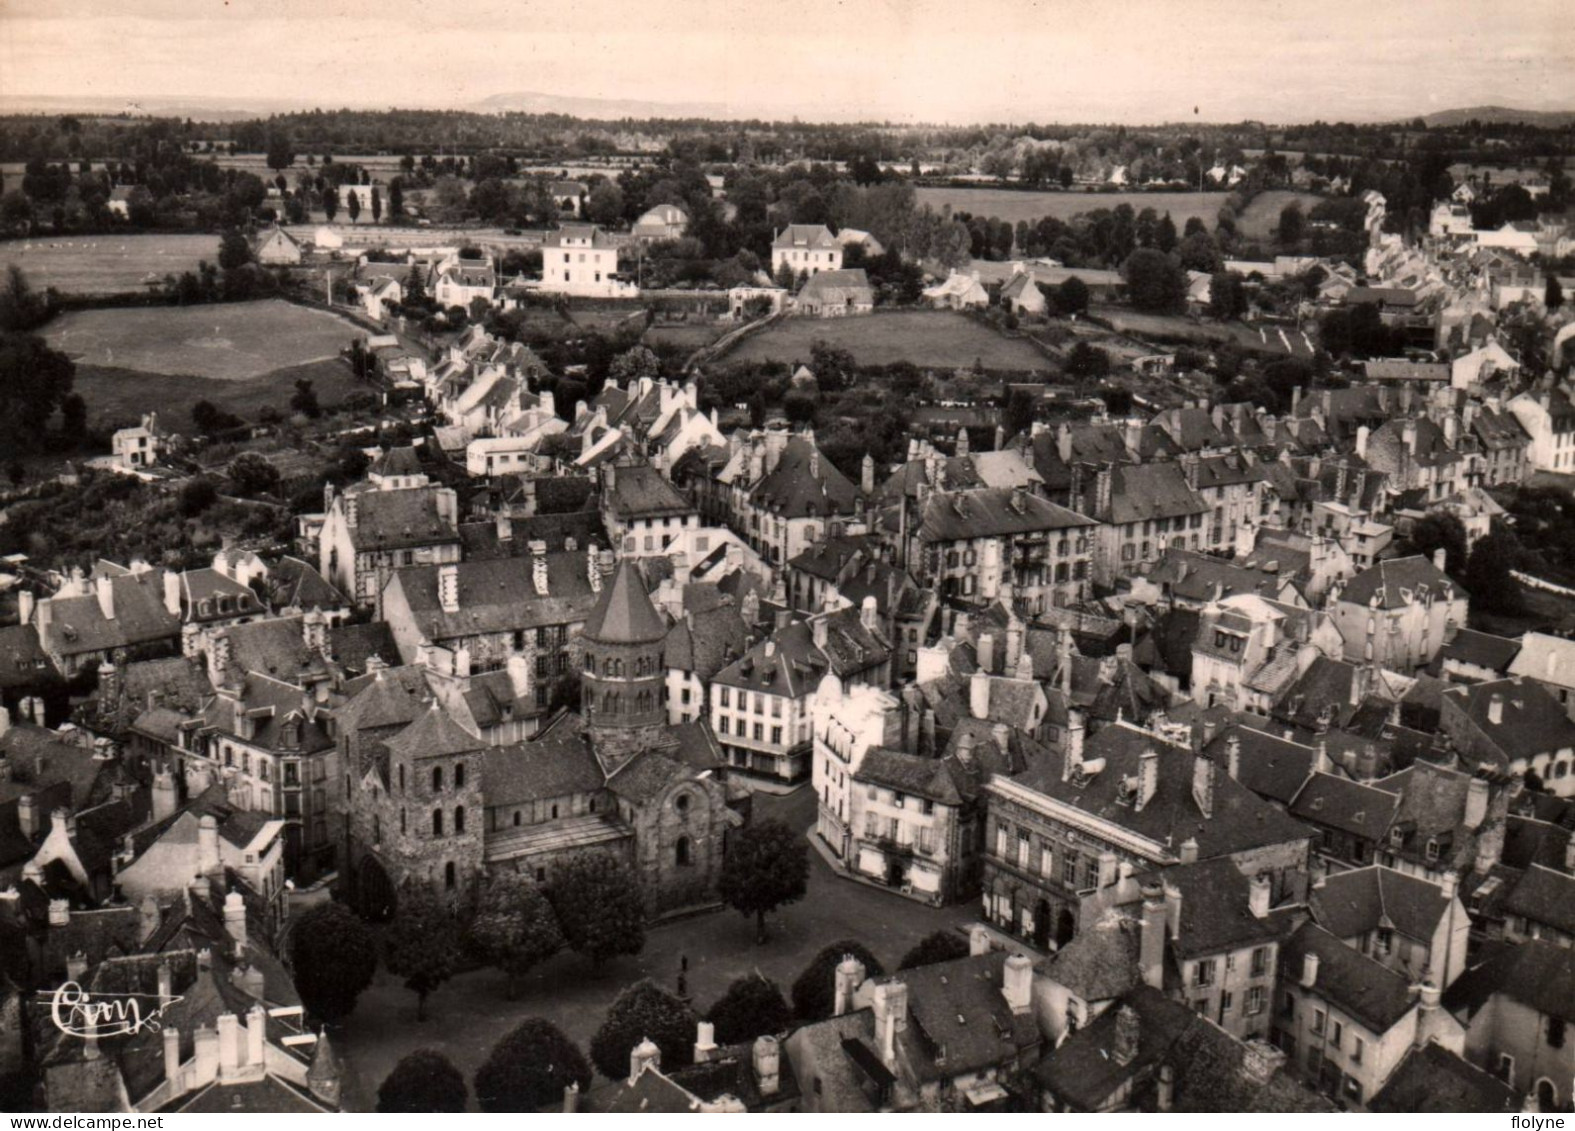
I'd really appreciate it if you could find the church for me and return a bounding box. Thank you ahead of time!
[341,561,745,919]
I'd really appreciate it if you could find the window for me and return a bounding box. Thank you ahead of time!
[444,861,456,890]
[893,792,906,809]
[922,799,934,816]
[753,722,763,742]
[771,726,782,745]
[1040,845,1054,875]
[1376,927,1393,955]
[1061,854,1079,885]
[1549,1017,1566,1049]
[1329,1020,1343,1050]
[1017,832,1030,868]
[1246,986,1265,1015]
[1194,960,1215,987]
[676,836,691,866]
[432,766,443,792]
[720,688,731,708]
[719,716,730,735]
[1311,1008,1326,1035]
[1497,1055,1515,1086]
[1425,837,1440,862]
[1351,1037,1364,1065]
[1251,947,1269,977]
[995,824,1008,857]
[455,763,465,789]
[432,808,443,836]
[1220,990,1234,1014]
[454,806,465,834]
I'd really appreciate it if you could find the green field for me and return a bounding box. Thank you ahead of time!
[723,310,1049,371]
[1235,190,1326,243]
[915,187,1229,230]
[73,356,363,432]
[45,299,360,380]
[0,234,222,295]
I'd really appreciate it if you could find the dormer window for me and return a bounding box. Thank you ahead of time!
[1389,826,1404,847]
[1425,837,1440,862]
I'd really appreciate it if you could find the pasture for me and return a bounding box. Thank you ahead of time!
[722,310,1049,372]
[915,187,1229,231]
[44,299,360,380]
[1235,190,1325,243]
[0,234,219,295]
[73,356,362,432]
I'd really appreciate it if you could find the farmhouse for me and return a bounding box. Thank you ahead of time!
[795,269,874,317]
[1000,269,1047,316]
[922,271,989,311]
[632,203,689,242]
[253,226,302,265]
[111,413,167,472]
[541,225,632,298]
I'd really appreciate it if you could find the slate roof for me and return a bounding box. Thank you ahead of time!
[605,749,693,804]
[855,748,964,806]
[797,269,874,307]
[1501,864,1575,937]
[1204,726,1314,806]
[1339,555,1457,610]
[786,1009,878,1113]
[1439,628,1521,674]
[1309,865,1451,943]
[1509,632,1575,689]
[346,487,460,553]
[773,224,838,250]
[583,560,668,644]
[750,436,860,519]
[1288,772,1399,841]
[1281,922,1416,1032]
[663,602,749,680]
[1445,939,1575,1026]
[1148,550,1287,604]
[1043,910,1142,1002]
[1105,463,1207,525]
[1368,1042,1518,1114]
[876,950,1038,1081]
[483,729,604,806]
[0,624,57,688]
[390,551,602,642]
[381,702,484,764]
[1009,722,1312,861]
[603,462,694,521]
[38,571,180,658]
[1151,856,1283,959]
[1445,678,1575,762]
[917,487,1094,543]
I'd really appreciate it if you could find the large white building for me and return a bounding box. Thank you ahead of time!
[540,225,635,298]
[771,224,843,278]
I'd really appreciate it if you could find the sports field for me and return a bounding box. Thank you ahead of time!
[915,187,1229,230]
[722,310,1049,371]
[44,299,359,379]
[0,234,220,295]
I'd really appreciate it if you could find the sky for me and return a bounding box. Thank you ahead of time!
[1,0,1573,125]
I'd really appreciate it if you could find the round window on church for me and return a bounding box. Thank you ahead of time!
[675,793,690,814]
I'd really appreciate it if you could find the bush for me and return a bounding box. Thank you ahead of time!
[178,476,219,517]
[706,974,792,1045]
[899,930,971,970]
[474,1019,592,1112]
[790,940,884,1021]
[377,1049,468,1113]
[289,902,377,1022]
[589,980,697,1082]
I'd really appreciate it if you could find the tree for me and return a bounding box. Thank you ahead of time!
[1122,248,1188,314]
[705,974,792,1046]
[589,979,697,1081]
[0,333,75,455]
[58,393,87,442]
[1408,512,1469,578]
[290,378,321,419]
[289,902,378,1023]
[322,185,339,222]
[384,885,462,1021]
[809,340,856,394]
[1548,274,1565,313]
[1064,342,1111,382]
[404,263,427,307]
[608,345,661,385]
[347,189,362,224]
[717,818,809,944]
[1208,271,1249,320]
[178,476,219,517]
[1155,212,1179,253]
[377,1049,468,1113]
[216,229,254,273]
[265,134,295,173]
[899,929,972,970]
[547,852,645,968]
[371,186,382,224]
[227,453,281,498]
[470,879,564,997]
[1465,527,1523,615]
[1004,388,1037,438]
[474,1019,592,1112]
[1057,275,1090,316]
[586,181,625,226]
[388,178,404,222]
[1277,202,1305,246]
[791,940,885,1022]
[0,265,50,332]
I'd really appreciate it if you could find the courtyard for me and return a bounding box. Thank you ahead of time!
[331,785,977,1110]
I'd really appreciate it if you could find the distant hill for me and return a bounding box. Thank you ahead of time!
[1421,106,1575,128]
[470,90,731,120]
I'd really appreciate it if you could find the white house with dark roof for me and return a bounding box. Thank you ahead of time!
[1508,633,1575,721]
[318,482,461,605]
[1326,554,1466,674]
[631,203,688,242]
[541,224,633,297]
[772,224,842,277]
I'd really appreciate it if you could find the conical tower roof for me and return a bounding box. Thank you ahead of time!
[385,699,483,760]
[584,560,667,644]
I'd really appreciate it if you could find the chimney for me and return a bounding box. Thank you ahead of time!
[507,652,531,700]
[1300,951,1320,988]
[1414,982,1442,1049]
[1178,836,1199,865]
[1135,748,1158,811]
[17,589,33,625]
[95,574,115,620]
[163,570,182,617]
[246,1003,267,1068]
[140,895,161,943]
[48,897,70,927]
[18,794,37,839]
[438,563,460,613]
[1002,953,1033,1014]
[193,1025,219,1086]
[345,495,359,528]
[1192,751,1214,819]
[1464,776,1489,831]
[198,814,220,877]
[1249,873,1271,918]
[1355,424,1370,459]
[860,595,878,633]
[1098,850,1119,888]
[1112,1004,1140,1066]
[970,670,991,720]
[1005,621,1023,672]
[978,632,996,674]
[1157,1064,1175,1112]
[955,731,976,767]
[872,981,908,1068]
[1225,733,1242,781]
[753,1035,781,1096]
[66,951,89,981]
[1403,419,1418,454]
[164,1027,184,1099]
[1565,833,1575,877]
[1433,547,1447,574]
[1065,709,1086,778]
[694,1020,717,1064]
[225,890,247,952]
[628,1036,660,1084]
[861,453,875,496]
[562,1084,580,1114]
[1164,880,1183,937]
[1140,882,1166,989]
[1488,692,1504,726]
[833,954,865,1016]
[969,925,991,956]
[217,1012,241,1078]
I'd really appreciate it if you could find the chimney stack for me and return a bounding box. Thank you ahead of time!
[628,1036,660,1085]
[753,1036,781,1097]
[872,981,908,1068]
[1464,775,1489,831]
[694,1020,717,1064]
[1002,953,1033,1014]
[1135,748,1159,811]
[438,563,460,613]
[1140,882,1167,989]
[1300,952,1320,988]
[95,574,115,621]
[833,954,865,1017]
[1112,1004,1140,1067]
[1488,692,1504,726]
[1249,873,1271,919]
[198,814,220,877]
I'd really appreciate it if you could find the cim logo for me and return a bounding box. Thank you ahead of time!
[40,982,184,1039]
